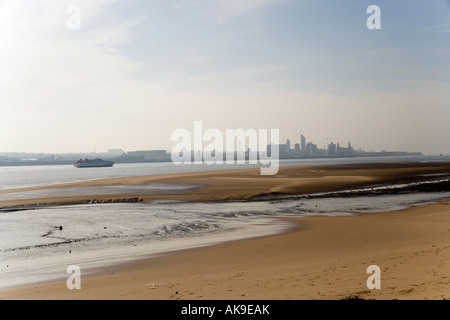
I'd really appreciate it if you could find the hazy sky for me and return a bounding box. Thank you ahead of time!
[1,0,449,154]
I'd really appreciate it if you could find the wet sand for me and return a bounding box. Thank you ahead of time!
[1,200,449,300]
[1,162,450,208]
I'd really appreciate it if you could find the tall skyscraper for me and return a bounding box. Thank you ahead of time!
[301,134,306,151]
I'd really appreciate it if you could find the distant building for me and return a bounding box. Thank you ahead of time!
[305,142,319,157]
[327,142,337,156]
[278,144,290,157]
[336,141,355,157]
[301,135,306,151]
[108,149,125,156]
[126,150,170,161]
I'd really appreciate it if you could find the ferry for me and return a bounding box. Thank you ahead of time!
[73,158,114,168]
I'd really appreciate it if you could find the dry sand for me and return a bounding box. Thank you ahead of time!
[1,162,450,300]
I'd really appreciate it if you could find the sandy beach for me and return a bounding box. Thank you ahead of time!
[1,162,450,300]
[1,162,450,207]
[1,201,449,300]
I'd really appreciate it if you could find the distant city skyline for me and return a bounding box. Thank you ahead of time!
[1,1,449,155]
[0,130,424,158]
[0,130,434,156]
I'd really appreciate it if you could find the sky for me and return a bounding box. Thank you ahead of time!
[0,0,449,154]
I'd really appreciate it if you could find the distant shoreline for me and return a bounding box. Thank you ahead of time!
[0,152,434,167]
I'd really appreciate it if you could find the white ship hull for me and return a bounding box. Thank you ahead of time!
[73,159,114,168]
